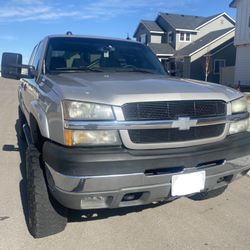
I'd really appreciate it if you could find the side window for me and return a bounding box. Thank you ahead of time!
[186,33,191,41]
[32,41,44,70]
[180,32,185,41]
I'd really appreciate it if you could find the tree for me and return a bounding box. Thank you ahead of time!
[203,53,212,82]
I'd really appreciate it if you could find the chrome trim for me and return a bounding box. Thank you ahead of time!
[64,113,249,130]
[46,163,156,193]
[119,127,229,150]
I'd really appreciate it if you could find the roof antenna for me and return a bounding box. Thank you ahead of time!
[66,31,73,36]
[126,33,131,40]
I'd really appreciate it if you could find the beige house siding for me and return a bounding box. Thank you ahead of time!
[234,45,250,84]
[190,30,235,62]
[150,35,162,43]
[175,15,234,51]
[234,0,250,45]
[231,0,250,84]
[196,16,235,40]
[220,66,235,86]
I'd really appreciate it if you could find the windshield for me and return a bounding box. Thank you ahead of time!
[45,37,166,75]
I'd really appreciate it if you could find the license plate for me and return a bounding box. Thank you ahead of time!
[171,171,206,196]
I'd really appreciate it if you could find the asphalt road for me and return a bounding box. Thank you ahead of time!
[0,78,250,250]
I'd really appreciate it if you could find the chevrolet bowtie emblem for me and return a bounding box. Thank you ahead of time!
[172,117,198,131]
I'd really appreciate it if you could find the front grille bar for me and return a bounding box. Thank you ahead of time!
[64,112,249,130]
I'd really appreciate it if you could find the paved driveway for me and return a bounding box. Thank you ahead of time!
[0,78,250,250]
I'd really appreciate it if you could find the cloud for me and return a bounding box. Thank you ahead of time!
[0,0,200,22]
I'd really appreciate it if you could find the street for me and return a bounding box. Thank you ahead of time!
[0,78,250,250]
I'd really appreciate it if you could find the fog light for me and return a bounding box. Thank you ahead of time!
[80,196,107,209]
[122,192,143,202]
[229,119,249,135]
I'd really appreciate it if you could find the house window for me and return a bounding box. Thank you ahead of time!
[179,32,191,42]
[140,34,147,44]
[168,32,173,43]
[214,59,226,74]
[180,32,185,41]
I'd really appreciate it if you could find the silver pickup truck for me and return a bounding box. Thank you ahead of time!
[1,33,250,238]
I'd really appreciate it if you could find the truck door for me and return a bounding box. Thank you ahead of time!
[21,42,44,115]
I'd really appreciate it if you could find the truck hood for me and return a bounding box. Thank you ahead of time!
[45,72,242,106]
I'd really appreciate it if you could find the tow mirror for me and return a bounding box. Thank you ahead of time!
[1,52,35,79]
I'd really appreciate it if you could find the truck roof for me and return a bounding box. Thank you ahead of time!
[45,34,139,44]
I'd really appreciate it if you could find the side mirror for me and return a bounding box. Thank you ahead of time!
[1,52,35,80]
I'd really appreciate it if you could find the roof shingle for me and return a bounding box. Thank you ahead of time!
[159,13,206,30]
[149,43,175,55]
[141,20,164,32]
[158,13,225,30]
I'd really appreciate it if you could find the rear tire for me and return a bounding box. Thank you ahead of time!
[189,186,227,201]
[26,145,67,238]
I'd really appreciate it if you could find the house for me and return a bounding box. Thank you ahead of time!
[134,12,236,83]
[230,0,250,86]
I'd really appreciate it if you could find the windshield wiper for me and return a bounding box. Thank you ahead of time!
[48,67,103,74]
[75,66,103,72]
[115,65,155,74]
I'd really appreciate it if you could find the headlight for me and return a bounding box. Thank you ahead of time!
[63,101,114,120]
[231,97,247,114]
[64,129,121,146]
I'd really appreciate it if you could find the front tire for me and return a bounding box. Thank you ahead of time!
[26,145,67,238]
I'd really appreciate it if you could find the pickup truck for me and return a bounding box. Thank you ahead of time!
[1,33,250,238]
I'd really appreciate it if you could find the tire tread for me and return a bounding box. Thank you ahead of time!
[26,145,67,238]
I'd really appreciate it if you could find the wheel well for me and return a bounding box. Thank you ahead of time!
[29,114,45,152]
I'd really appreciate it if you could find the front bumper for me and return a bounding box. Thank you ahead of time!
[44,132,250,210]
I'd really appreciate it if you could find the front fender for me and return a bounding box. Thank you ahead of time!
[30,100,50,139]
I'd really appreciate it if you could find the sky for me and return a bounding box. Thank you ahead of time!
[0,0,236,63]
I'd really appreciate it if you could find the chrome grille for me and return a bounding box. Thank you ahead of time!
[122,100,227,145]
[128,125,225,144]
[122,100,226,121]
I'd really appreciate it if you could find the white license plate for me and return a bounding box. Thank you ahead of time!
[171,171,206,196]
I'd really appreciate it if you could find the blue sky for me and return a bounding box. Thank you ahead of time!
[0,0,235,63]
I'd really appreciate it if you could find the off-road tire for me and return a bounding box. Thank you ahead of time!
[26,145,67,238]
[18,106,26,140]
[189,186,227,201]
